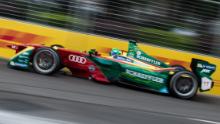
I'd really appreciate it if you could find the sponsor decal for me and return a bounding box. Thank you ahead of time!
[69,55,87,64]
[88,65,96,72]
[136,51,161,66]
[22,52,30,56]
[17,59,29,64]
[126,69,164,83]
[10,61,28,67]
[201,69,211,73]
[18,55,30,59]
[197,63,215,70]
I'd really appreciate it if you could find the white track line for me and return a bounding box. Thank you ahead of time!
[188,118,220,124]
[0,110,80,124]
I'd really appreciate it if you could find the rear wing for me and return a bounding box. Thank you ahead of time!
[190,58,216,91]
[190,58,216,77]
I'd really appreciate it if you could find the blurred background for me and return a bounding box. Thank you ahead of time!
[0,2,220,123]
[0,0,220,57]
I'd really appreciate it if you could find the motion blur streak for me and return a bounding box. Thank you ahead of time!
[0,111,79,124]
[1,0,220,56]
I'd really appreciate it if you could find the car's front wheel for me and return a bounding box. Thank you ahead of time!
[169,71,198,99]
[33,48,60,75]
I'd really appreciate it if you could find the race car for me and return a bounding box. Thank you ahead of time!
[7,41,216,99]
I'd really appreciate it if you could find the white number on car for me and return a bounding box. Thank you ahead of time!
[201,77,212,91]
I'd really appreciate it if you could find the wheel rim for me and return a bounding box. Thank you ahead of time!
[173,74,197,97]
[36,51,54,70]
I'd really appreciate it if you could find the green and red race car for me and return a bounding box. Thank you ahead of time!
[7,41,216,99]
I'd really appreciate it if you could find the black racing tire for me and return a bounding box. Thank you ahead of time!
[32,48,60,75]
[169,71,198,99]
[50,44,64,70]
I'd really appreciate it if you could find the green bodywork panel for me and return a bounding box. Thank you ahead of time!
[88,56,170,93]
[88,57,122,82]
[8,47,34,69]
[127,41,169,68]
[120,64,169,90]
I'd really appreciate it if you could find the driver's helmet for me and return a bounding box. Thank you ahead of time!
[109,48,122,57]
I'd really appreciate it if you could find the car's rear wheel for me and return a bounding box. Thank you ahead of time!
[33,48,60,75]
[169,71,198,99]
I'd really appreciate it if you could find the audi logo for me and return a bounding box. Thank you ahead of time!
[69,55,87,64]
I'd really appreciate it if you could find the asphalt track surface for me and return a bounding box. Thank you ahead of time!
[0,60,220,124]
